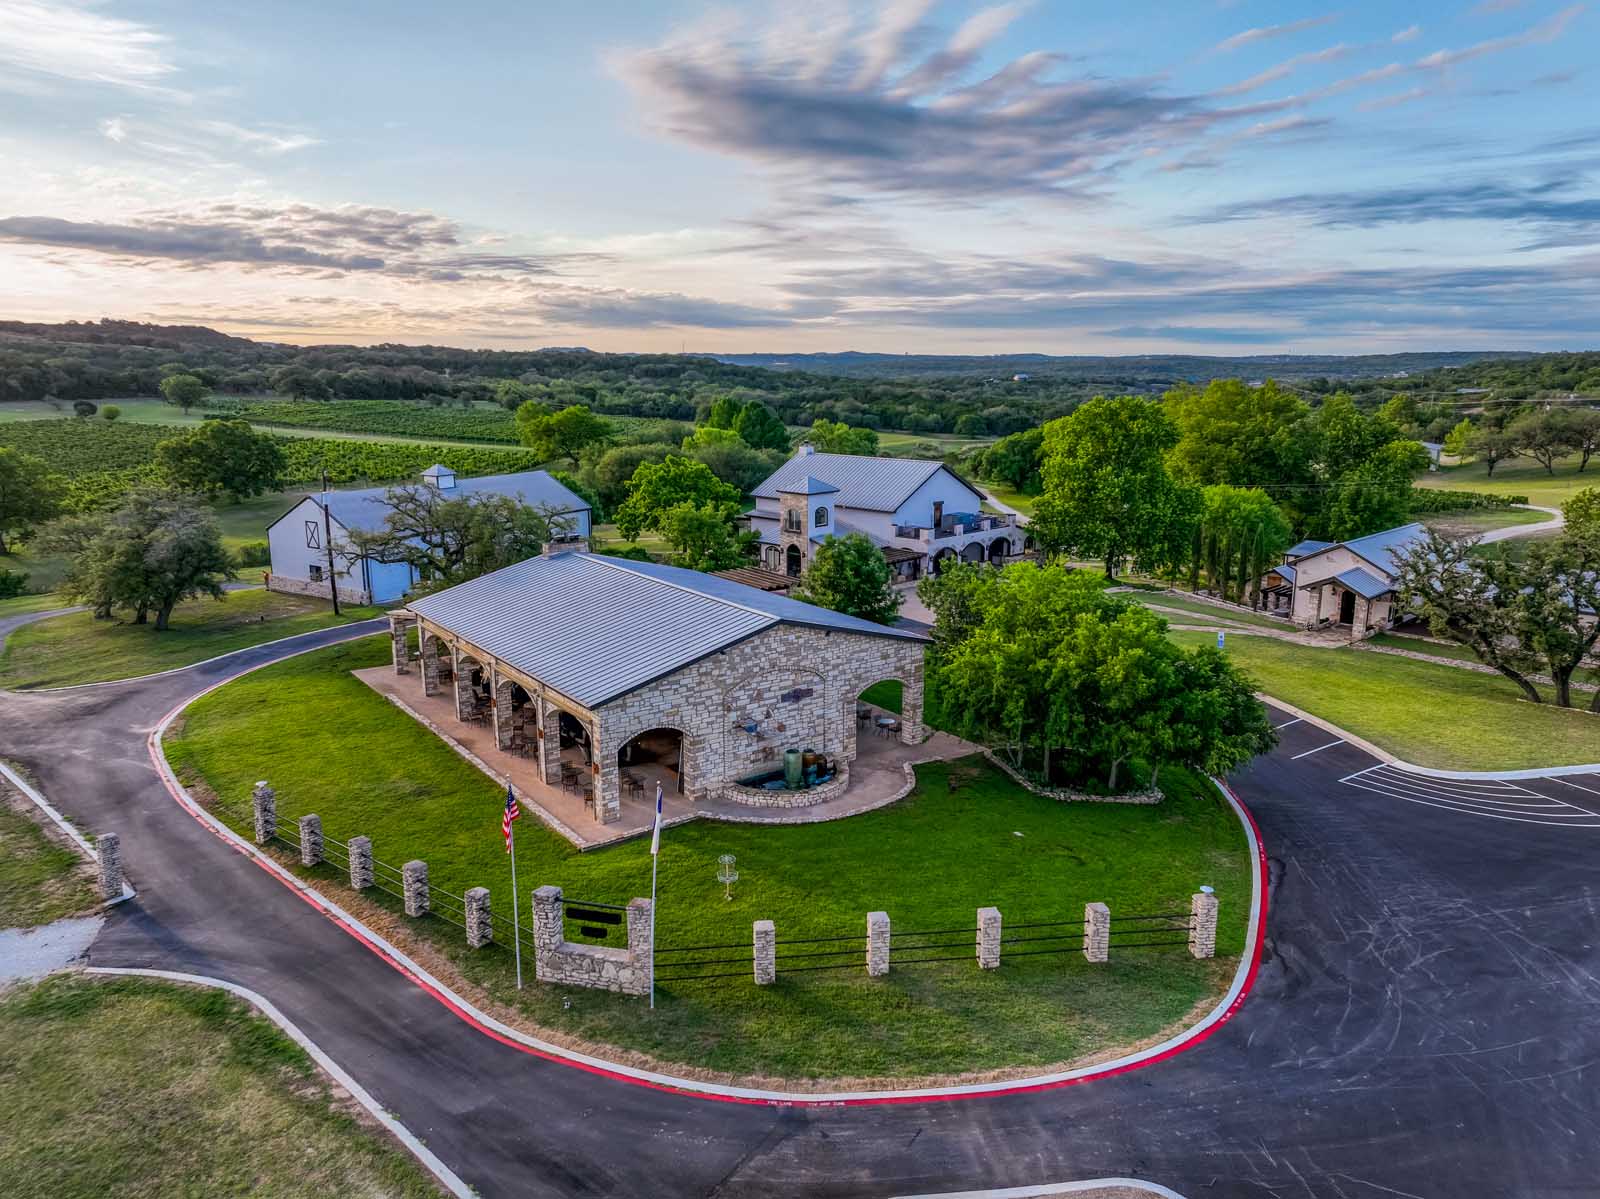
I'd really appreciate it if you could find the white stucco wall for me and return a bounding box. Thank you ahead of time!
[892,469,987,527]
[267,498,358,585]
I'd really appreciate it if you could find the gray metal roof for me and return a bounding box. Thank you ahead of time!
[1331,566,1394,600]
[276,469,589,536]
[777,474,840,496]
[407,551,923,708]
[1285,539,1335,559]
[1342,522,1427,573]
[752,452,966,512]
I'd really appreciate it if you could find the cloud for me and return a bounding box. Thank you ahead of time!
[1212,15,1339,54]
[1358,87,1428,112]
[1190,174,1600,249]
[98,115,129,143]
[1415,3,1584,71]
[1101,324,1297,345]
[0,1,175,90]
[0,201,606,279]
[615,5,1318,203]
[1392,25,1422,43]
[1214,43,1354,96]
[197,121,322,155]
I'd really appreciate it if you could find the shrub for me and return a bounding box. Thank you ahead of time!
[1407,487,1529,514]
[72,400,98,418]
[0,569,30,598]
[234,540,272,567]
[101,404,121,421]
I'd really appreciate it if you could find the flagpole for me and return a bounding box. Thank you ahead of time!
[649,780,662,1011]
[509,823,524,991]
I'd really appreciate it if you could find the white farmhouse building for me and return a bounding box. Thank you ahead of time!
[1259,522,1428,641]
[265,464,591,605]
[747,446,1024,582]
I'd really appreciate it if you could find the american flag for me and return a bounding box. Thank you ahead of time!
[501,785,520,853]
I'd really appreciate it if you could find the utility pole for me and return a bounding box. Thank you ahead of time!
[320,467,341,616]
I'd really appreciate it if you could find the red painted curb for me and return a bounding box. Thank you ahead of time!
[144,656,1269,1108]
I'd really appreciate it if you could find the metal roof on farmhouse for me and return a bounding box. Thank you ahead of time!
[752,452,964,512]
[778,475,840,496]
[406,551,924,708]
[1285,539,1335,559]
[1341,523,1428,573]
[271,469,589,536]
[1330,566,1394,600]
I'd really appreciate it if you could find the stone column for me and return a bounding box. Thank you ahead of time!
[387,613,413,674]
[1189,891,1219,960]
[867,910,890,977]
[419,632,441,697]
[840,695,860,764]
[452,653,476,723]
[538,701,563,787]
[493,673,515,751]
[592,720,621,824]
[625,897,653,996]
[753,919,776,985]
[402,860,429,917]
[252,782,276,845]
[977,906,1001,970]
[465,886,492,948]
[348,835,373,890]
[96,832,122,902]
[1083,901,1110,963]
[532,885,564,982]
[899,658,926,745]
[297,814,323,867]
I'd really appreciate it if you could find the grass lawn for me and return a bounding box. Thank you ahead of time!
[1417,455,1597,509]
[0,974,440,1199]
[0,785,98,928]
[1420,507,1552,537]
[591,521,671,559]
[0,591,70,619]
[877,430,995,458]
[0,588,379,689]
[165,635,1249,1083]
[1129,592,1289,631]
[1171,629,1600,770]
[980,480,1038,517]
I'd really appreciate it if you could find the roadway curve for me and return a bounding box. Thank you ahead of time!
[4,629,1599,1198]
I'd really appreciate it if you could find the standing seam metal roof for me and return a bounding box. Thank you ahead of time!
[406,551,923,708]
[751,452,958,511]
[1330,567,1395,600]
[273,470,590,536]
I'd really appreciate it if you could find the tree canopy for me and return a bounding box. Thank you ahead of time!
[158,373,209,412]
[155,419,287,501]
[1031,396,1200,577]
[657,502,756,572]
[731,401,790,452]
[791,532,901,624]
[350,484,557,589]
[613,455,740,540]
[804,419,880,456]
[1191,485,1294,605]
[0,448,61,554]
[515,403,611,466]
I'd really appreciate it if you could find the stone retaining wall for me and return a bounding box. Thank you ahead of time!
[718,767,853,808]
[532,885,652,996]
[982,751,1163,805]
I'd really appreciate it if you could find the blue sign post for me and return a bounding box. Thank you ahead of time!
[1217,630,1226,650]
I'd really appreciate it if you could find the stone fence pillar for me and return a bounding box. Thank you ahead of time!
[977,906,1001,969]
[298,814,323,867]
[899,659,927,744]
[419,633,441,697]
[96,832,123,902]
[466,886,492,948]
[754,919,776,985]
[348,835,373,890]
[252,782,276,845]
[626,897,652,969]
[452,654,476,723]
[867,910,890,977]
[1083,902,1110,963]
[532,884,564,981]
[493,675,515,751]
[537,702,562,788]
[1189,891,1219,960]
[402,860,429,917]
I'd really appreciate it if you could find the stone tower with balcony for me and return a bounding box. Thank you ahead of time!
[776,474,840,577]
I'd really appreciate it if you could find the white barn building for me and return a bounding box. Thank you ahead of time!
[266,464,591,605]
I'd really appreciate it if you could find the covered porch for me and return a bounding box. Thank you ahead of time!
[1296,568,1396,641]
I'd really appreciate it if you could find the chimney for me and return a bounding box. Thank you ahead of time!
[796,442,815,456]
[544,538,589,557]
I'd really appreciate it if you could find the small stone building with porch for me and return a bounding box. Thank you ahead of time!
[386,546,928,831]
[1259,522,1427,641]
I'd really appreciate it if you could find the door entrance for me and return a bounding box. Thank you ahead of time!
[1339,589,1356,624]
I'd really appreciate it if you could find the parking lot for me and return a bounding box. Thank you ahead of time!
[1339,764,1600,827]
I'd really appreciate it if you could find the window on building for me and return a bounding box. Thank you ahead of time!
[783,508,802,533]
[814,506,829,527]
[308,563,324,582]
[304,520,321,549]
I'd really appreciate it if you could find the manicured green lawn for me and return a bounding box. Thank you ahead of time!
[980,480,1037,517]
[1417,455,1595,509]
[0,592,70,619]
[1367,631,1487,665]
[0,588,379,689]
[1171,630,1600,770]
[166,635,1249,1083]
[1130,592,1289,631]
[1420,506,1552,536]
[0,790,98,928]
[0,974,439,1199]
[591,521,671,559]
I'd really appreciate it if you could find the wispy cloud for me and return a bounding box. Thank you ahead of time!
[1392,25,1421,44]
[1212,14,1339,54]
[0,0,175,90]
[197,121,322,155]
[1214,43,1353,96]
[1416,3,1585,70]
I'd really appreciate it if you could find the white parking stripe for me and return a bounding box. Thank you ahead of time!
[1339,764,1382,783]
[1343,780,1600,826]
[1274,717,1303,730]
[1291,739,1344,760]
[1554,777,1600,798]
[1341,764,1600,827]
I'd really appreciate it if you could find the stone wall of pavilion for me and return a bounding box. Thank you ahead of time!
[598,624,925,805]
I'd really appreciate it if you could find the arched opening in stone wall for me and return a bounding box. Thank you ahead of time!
[987,537,1009,565]
[931,547,958,575]
[557,710,592,765]
[960,541,986,565]
[785,543,803,576]
[618,727,685,799]
[853,677,907,756]
[454,651,488,722]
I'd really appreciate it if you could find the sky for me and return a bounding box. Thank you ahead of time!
[0,0,1596,354]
